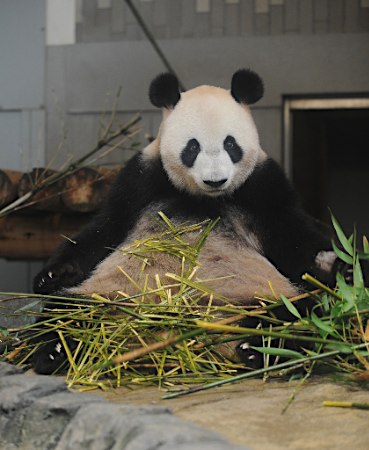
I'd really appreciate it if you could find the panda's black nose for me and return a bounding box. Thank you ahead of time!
[203,179,227,188]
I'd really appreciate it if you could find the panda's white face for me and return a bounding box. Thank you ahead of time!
[159,86,265,196]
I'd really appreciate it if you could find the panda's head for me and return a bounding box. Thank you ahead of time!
[147,69,266,197]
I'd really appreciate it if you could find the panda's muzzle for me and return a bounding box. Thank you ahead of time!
[203,179,228,188]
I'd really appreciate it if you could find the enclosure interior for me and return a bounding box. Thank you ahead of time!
[287,101,369,240]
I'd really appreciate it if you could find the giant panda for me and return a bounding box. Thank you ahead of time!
[32,69,340,374]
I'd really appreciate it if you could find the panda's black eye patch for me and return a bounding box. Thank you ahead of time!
[224,135,243,163]
[181,139,201,168]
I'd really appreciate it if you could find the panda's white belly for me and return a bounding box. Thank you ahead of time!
[69,206,298,303]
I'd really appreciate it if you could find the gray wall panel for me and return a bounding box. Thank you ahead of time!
[62,34,369,108]
[46,33,369,165]
[0,0,44,109]
[252,108,282,163]
[0,110,44,171]
[0,112,22,170]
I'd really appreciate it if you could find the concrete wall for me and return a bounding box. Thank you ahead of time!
[46,32,369,167]
[76,0,369,42]
[44,0,369,168]
[0,0,45,292]
[0,0,45,171]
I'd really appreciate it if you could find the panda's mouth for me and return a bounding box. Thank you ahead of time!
[202,187,228,197]
[202,178,227,189]
[200,178,229,195]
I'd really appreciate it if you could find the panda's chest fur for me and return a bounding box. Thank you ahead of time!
[215,206,261,253]
[127,201,261,254]
[72,201,298,303]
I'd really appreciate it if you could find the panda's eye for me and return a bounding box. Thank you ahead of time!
[181,139,201,168]
[224,135,243,163]
[224,136,235,150]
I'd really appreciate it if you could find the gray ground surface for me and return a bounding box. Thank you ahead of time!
[0,362,247,450]
[100,376,369,449]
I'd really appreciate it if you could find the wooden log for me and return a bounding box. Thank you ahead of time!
[17,168,63,211]
[0,213,91,260]
[0,170,23,208]
[61,167,119,213]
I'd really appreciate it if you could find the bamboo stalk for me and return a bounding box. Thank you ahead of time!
[113,329,204,365]
[162,343,368,400]
[323,401,369,410]
[195,320,350,346]
[302,273,342,300]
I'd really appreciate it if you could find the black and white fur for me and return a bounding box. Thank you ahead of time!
[32,69,340,374]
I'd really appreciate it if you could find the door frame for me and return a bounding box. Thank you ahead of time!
[282,95,369,181]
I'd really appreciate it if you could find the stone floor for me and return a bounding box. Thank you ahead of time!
[100,377,369,450]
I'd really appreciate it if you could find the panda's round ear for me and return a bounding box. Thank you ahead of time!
[231,69,264,105]
[149,73,181,109]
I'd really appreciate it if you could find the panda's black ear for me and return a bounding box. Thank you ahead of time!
[231,69,264,105]
[149,73,181,109]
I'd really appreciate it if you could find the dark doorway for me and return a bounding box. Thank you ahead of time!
[287,103,369,238]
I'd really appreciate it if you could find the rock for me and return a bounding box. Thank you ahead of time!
[0,362,246,450]
[0,361,24,376]
[0,297,42,328]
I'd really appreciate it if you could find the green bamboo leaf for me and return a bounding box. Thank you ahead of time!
[320,293,330,313]
[336,272,354,304]
[310,311,335,334]
[0,327,9,336]
[280,294,301,319]
[251,346,304,359]
[357,252,369,260]
[331,215,353,256]
[15,300,42,312]
[331,239,353,264]
[353,257,364,287]
[325,342,352,354]
[356,350,369,357]
[363,236,369,254]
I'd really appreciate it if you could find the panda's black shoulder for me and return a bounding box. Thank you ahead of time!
[102,152,172,218]
[235,157,299,214]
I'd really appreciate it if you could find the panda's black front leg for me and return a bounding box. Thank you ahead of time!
[236,338,264,370]
[34,261,84,294]
[235,295,318,371]
[233,315,265,370]
[29,332,78,375]
[33,153,167,295]
[33,215,122,295]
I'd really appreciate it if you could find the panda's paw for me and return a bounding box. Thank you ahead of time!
[30,333,77,375]
[336,259,369,286]
[33,262,83,294]
[236,339,263,370]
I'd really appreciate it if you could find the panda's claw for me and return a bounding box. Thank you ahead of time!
[236,339,263,369]
[239,342,250,350]
[33,262,83,294]
[55,342,62,353]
